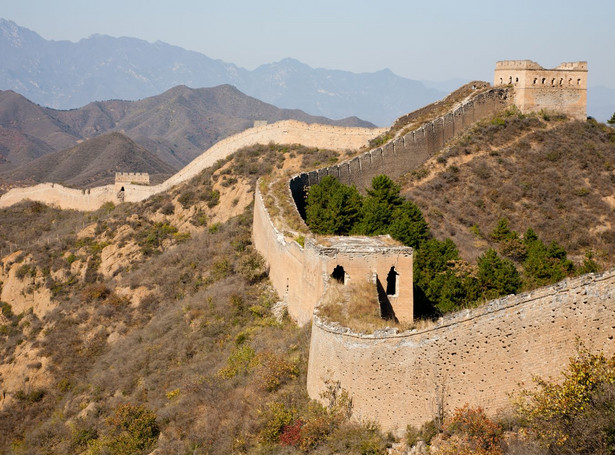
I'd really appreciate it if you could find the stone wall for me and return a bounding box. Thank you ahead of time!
[494,60,587,120]
[0,120,384,211]
[115,172,150,185]
[252,186,414,325]
[307,270,615,434]
[289,88,511,217]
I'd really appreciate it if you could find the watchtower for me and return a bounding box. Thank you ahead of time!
[494,60,587,120]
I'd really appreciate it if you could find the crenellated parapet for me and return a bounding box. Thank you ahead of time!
[307,270,615,433]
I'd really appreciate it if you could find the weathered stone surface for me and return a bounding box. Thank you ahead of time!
[494,60,587,120]
[307,271,615,433]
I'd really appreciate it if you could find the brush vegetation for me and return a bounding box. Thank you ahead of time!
[0,109,613,454]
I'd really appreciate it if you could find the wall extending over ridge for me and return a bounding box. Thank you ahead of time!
[307,270,615,433]
[0,120,384,211]
[254,86,512,327]
[289,87,511,216]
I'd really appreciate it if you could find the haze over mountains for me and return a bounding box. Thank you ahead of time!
[0,18,447,127]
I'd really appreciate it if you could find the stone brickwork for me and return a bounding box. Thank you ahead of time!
[252,186,413,325]
[0,120,383,211]
[494,60,587,120]
[307,270,615,433]
[115,172,150,185]
[289,87,511,217]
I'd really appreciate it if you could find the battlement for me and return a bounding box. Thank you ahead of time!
[495,60,543,70]
[494,60,587,120]
[114,172,150,185]
[555,61,588,71]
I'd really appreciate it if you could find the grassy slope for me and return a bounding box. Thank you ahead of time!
[401,111,615,268]
[0,143,390,454]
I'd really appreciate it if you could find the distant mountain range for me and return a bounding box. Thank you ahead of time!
[0,85,373,186]
[0,18,447,126]
[2,18,612,125]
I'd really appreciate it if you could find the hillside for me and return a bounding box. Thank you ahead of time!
[0,140,402,454]
[0,90,81,169]
[0,18,445,126]
[0,85,375,176]
[0,86,614,452]
[0,132,175,188]
[50,84,375,167]
[400,111,615,267]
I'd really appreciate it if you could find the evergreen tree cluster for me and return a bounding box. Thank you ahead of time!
[305,175,429,248]
[304,176,595,317]
[489,218,597,286]
[304,175,524,316]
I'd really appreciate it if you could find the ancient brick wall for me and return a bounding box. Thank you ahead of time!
[307,270,615,434]
[0,120,383,211]
[115,172,150,185]
[289,88,511,216]
[252,186,414,325]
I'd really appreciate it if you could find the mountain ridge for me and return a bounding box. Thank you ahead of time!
[0,84,375,178]
[1,132,175,188]
[0,18,446,126]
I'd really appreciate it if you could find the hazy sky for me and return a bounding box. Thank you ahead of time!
[1,0,613,88]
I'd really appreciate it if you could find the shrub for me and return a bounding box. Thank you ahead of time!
[105,404,160,454]
[255,352,299,392]
[513,346,615,454]
[16,263,36,279]
[435,405,503,455]
[258,401,296,444]
[217,344,258,379]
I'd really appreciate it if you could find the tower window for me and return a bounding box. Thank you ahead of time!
[386,267,399,296]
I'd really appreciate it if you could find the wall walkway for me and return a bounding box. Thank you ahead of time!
[0,120,384,211]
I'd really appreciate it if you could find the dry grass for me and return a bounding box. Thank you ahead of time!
[401,114,615,267]
[317,281,422,333]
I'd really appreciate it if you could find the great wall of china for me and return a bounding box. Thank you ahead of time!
[0,120,385,211]
[253,61,615,433]
[2,60,609,434]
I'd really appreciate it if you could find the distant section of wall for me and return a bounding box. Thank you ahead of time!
[289,88,511,217]
[0,183,117,211]
[494,60,587,120]
[115,172,150,185]
[307,270,615,433]
[0,120,384,211]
